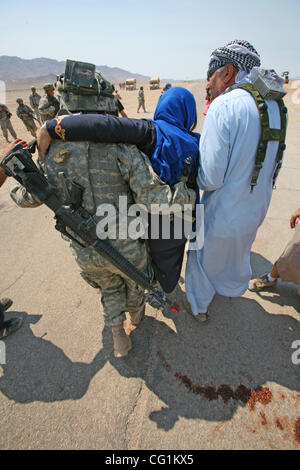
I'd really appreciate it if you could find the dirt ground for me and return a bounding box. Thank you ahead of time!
[0,80,299,450]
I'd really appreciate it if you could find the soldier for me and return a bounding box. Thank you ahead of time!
[137,86,146,113]
[5,131,194,358]
[4,61,195,358]
[38,83,60,123]
[0,104,17,142]
[29,87,42,124]
[16,98,37,138]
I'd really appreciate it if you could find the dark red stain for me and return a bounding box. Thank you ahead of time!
[275,419,284,431]
[295,418,300,444]
[157,351,272,408]
[247,386,273,411]
[260,412,268,426]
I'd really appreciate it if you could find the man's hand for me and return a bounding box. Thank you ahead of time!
[37,125,52,162]
[290,208,300,229]
[0,139,28,188]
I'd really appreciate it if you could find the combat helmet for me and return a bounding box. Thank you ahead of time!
[56,59,118,115]
[43,83,55,92]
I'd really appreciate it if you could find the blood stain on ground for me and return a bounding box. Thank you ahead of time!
[294,418,300,444]
[260,411,268,426]
[158,353,274,409]
[247,386,273,411]
[275,418,284,431]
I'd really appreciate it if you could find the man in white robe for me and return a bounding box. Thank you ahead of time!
[186,40,285,321]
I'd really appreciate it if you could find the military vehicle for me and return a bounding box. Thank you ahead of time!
[56,59,118,115]
[125,78,137,91]
[149,77,160,90]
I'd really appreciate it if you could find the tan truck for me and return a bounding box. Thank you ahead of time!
[125,78,137,90]
[149,77,160,90]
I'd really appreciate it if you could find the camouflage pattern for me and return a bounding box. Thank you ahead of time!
[58,92,117,116]
[45,140,195,324]
[10,184,42,208]
[10,138,195,325]
[137,89,146,112]
[0,105,17,140]
[16,104,37,137]
[56,65,118,115]
[38,94,60,123]
[0,105,12,121]
[29,92,42,123]
[29,92,41,108]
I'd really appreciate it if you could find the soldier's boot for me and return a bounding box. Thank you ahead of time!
[129,304,145,326]
[111,324,132,358]
[0,298,13,312]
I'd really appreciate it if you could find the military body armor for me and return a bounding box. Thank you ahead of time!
[56,59,118,115]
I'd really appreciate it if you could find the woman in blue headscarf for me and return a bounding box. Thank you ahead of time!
[42,87,200,292]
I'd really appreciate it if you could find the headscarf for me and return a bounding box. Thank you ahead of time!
[207,39,261,80]
[151,87,200,185]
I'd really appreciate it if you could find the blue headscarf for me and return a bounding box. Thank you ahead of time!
[151,87,200,185]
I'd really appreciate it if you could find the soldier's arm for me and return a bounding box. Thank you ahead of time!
[117,145,196,211]
[38,97,54,114]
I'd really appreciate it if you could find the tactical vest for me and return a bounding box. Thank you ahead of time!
[235,83,287,191]
[45,141,133,215]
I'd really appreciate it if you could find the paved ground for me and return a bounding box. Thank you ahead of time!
[0,82,299,450]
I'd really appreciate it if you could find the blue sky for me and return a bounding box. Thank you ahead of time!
[1,0,299,79]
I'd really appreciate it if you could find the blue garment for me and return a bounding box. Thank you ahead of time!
[151,87,200,185]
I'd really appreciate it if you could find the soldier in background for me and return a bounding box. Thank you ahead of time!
[0,104,17,142]
[16,98,37,138]
[38,83,60,123]
[114,90,128,117]
[137,86,146,113]
[29,87,42,125]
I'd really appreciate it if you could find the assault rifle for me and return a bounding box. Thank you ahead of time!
[1,140,181,313]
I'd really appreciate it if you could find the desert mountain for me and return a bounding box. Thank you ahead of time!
[0,56,151,89]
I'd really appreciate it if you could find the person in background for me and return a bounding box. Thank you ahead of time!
[137,86,146,113]
[29,87,42,125]
[16,98,37,138]
[38,83,60,123]
[114,90,128,117]
[0,104,17,143]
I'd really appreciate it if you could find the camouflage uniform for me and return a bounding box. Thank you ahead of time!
[10,140,195,326]
[137,89,146,113]
[38,94,60,123]
[16,104,37,137]
[29,92,42,124]
[0,105,17,141]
